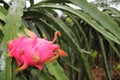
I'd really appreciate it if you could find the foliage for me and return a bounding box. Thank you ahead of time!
[93,0,120,8]
[0,0,120,80]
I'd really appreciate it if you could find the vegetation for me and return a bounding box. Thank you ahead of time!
[0,0,120,80]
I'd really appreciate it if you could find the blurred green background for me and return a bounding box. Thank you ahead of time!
[0,0,120,80]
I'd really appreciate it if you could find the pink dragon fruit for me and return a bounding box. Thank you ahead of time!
[7,29,68,71]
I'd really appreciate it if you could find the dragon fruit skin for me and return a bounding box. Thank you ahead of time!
[7,31,68,71]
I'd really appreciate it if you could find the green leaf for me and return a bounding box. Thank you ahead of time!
[46,61,68,80]
[98,34,111,80]
[0,0,25,80]
[0,5,7,22]
[35,0,70,4]
[0,5,8,15]
[69,0,120,43]
[0,0,24,48]
[117,64,120,71]
[32,4,120,45]
[0,71,5,80]
[29,0,34,7]
[0,24,3,30]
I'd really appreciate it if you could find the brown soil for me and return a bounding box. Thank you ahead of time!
[92,62,120,80]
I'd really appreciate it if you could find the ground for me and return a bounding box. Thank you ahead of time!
[92,61,120,80]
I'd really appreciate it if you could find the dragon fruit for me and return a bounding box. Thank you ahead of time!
[7,29,68,71]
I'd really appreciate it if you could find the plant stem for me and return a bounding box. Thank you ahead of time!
[6,57,12,80]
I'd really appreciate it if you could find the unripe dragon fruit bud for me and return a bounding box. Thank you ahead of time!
[7,29,68,71]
